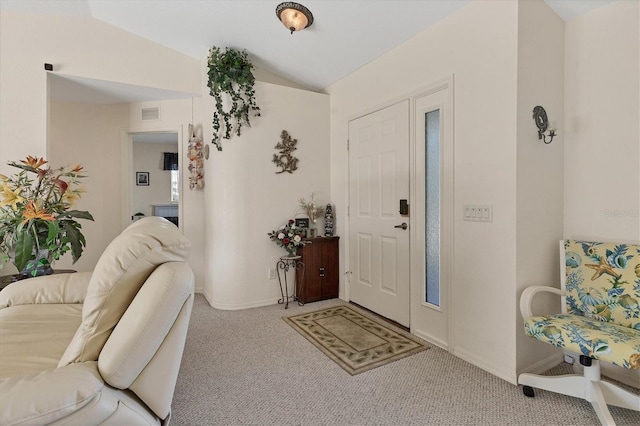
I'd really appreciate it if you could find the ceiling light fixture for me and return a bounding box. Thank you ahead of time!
[276,2,314,34]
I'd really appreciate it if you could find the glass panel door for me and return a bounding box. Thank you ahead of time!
[425,110,440,306]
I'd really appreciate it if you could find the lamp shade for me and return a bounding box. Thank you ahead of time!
[276,2,313,34]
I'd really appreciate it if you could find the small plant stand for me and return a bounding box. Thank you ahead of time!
[276,255,305,309]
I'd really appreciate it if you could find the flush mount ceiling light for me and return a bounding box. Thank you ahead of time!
[276,2,314,34]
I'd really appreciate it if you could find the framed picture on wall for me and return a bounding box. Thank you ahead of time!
[136,172,149,186]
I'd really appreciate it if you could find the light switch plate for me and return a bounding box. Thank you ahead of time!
[463,204,493,222]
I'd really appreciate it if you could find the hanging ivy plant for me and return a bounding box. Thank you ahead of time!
[207,46,261,151]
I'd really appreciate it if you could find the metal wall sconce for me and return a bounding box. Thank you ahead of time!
[276,2,314,34]
[532,106,557,144]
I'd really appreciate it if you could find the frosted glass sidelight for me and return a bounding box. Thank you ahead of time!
[425,110,440,306]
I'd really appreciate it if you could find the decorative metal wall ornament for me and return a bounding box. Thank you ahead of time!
[273,130,299,174]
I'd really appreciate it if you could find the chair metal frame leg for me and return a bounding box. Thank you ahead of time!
[518,359,640,426]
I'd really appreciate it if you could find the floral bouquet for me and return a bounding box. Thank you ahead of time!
[0,156,94,276]
[268,219,305,257]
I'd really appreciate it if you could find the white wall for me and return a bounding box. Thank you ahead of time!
[47,98,206,292]
[201,80,330,309]
[132,141,177,217]
[515,0,565,375]
[564,1,640,242]
[563,0,640,386]
[48,100,129,273]
[0,12,204,288]
[328,0,521,382]
[3,0,638,385]
[0,12,200,175]
[1,11,328,304]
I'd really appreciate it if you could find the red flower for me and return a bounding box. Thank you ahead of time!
[37,169,49,180]
[288,219,295,224]
[283,238,291,245]
[52,178,68,193]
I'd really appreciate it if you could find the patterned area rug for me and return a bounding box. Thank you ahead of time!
[284,305,428,375]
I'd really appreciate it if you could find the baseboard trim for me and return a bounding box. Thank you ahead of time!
[411,328,448,351]
[599,364,640,388]
[204,295,281,310]
[519,352,564,376]
[409,332,529,385]
[453,346,520,385]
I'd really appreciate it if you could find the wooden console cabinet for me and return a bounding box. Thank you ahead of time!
[296,236,339,303]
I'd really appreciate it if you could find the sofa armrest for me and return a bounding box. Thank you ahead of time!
[0,362,103,426]
[0,272,92,308]
[520,285,565,320]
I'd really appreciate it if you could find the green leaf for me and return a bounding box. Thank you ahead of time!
[46,220,60,244]
[61,221,84,263]
[59,210,94,221]
[14,227,34,271]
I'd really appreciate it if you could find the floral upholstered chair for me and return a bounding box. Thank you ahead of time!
[518,240,640,425]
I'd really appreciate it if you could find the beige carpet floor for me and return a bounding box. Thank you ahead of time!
[172,295,640,425]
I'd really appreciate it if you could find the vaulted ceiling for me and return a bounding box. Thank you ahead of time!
[1,0,614,100]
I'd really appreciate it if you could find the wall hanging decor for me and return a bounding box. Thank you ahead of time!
[136,172,149,186]
[532,105,557,144]
[273,130,299,174]
[187,123,205,189]
[207,46,261,151]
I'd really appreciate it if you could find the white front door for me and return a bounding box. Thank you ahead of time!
[348,100,410,326]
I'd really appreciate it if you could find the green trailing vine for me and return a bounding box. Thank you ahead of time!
[207,46,261,151]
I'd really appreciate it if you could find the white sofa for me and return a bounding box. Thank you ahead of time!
[0,217,195,425]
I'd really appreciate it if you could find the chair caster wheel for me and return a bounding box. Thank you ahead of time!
[522,385,535,398]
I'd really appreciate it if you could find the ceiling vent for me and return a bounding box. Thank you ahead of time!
[141,107,159,121]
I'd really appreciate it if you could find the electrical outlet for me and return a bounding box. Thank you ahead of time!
[268,268,277,280]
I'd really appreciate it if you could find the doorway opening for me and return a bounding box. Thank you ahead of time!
[129,131,181,229]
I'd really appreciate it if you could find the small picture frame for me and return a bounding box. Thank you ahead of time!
[136,172,149,186]
[295,218,310,230]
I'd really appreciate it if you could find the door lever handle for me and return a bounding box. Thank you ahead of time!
[394,222,408,230]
